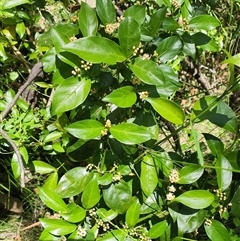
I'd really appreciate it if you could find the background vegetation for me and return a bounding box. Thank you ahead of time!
[0,0,240,240]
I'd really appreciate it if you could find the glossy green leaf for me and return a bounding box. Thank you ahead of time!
[162,17,180,31]
[174,190,214,209]
[231,186,240,217]
[78,2,98,37]
[42,48,56,73]
[204,219,231,241]
[146,97,185,125]
[149,7,167,36]
[55,167,91,198]
[39,229,59,241]
[103,180,132,214]
[140,193,160,214]
[156,36,182,62]
[96,0,116,24]
[126,198,140,227]
[110,123,152,145]
[182,32,211,46]
[148,220,168,239]
[51,76,91,115]
[61,203,86,223]
[123,5,146,25]
[153,152,173,177]
[11,153,20,179]
[33,161,57,174]
[62,36,126,64]
[97,208,118,222]
[178,164,204,184]
[81,178,101,209]
[43,131,62,143]
[191,96,238,133]
[98,173,113,185]
[65,119,104,139]
[118,17,140,57]
[222,53,240,67]
[1,0,30,10]
[140,155,158,197]
[203,133,224,156]
[97,229,127,241]
[20,146,28,164]
[215,154,232,191]
[189,15,220,31]
[38,187,67,212]
[39,218,76,236]
[16,22,25,39]
[102,86,137,108]
[51,27,70,53]
[43,172,58,191]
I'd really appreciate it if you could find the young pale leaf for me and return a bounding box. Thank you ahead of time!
[140,155,158,197]
[215,154,232,191]
[61,203,86,223]
[96,0,116,24]
[65,119,104,139]
[81,179,101,209]
[189,15,220,31]
[43,131,62,143]
[123,5,146,25]
[55,167,90,198]
[148,220,168,239]
[191,96,238,133]
[38,187,68,212]
[203,133,224,156]
[204,219,231,241]
[97,229,127,241]
[178,164,204,184]
[62,36,126,64]
[156,36,183,62]
[33,161,57,174]
[103,180,132,214]
[118,17,140,57]
[146,97,185,125]
[102,86,137,108]
[16,22,25,39]
[110,123,152,145]
[174,190,214,209]
[149,7,167,36]
[51,76,91,116]
[78,2,98,37]
[11,153,20,179]
[43,172,58,191]
[126,198,141,227]
[221,53,240,67]
[39,218,76,236]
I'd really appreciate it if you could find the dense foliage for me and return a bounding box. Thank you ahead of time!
[0,0,240,240]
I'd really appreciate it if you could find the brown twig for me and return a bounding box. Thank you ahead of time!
[21,221,41,232]
[0,62,43,188]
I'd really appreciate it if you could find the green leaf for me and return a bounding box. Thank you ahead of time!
[178,164,204,184]
[98,173,113,185]
[126,198,140,227]
[215,154,232,191]
[231,186,240,217]
[62,36,126,64]
[43,131,62,143]
[140,193,159,214]
[51,76,91,115]
[97,229,127,241]
[33,161,57,174]
[149,7,167,36]
[61,203,86,223]
[182,32,211,46]
[189,15,220,31]
[156,36,182,62]
[43,172,58,191]
[123,5,146,25]
[140,155,158,197]
[42,48,56,73]
[204,219,231,241]
[38,187,68,212]
[153,152,173,177]
[191,96,238,133]
[148,220,168,239]
[51,27,70,53]
[65,119,104,139]
[103,180,132,214]
[222,53,240,67]
[102,86,137,108]
[16,22,25,39]
[110,123,152,145]
[39,218,76,236]
[81,178,101,209]
[118,17,140,57]
[11,153,20,179]
[203,133,224,156]
[174,190,214,209]
[146,97,185,125]
[39,229,59,241]
[1,0,30,10]
[78,2,98,37]
[96,0,116,24]
[55,167,91,198]
[162,17,180,31]
[97,208,118,222]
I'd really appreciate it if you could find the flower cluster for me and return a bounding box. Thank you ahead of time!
[125,224,151,241]
[112,172,122,182]
[101,119,111,136]
[166,185,177,201]
[133,43,143,56]
[169,168,179,183]
[77,226,87,237]
[204,218,212,226]
[105,16,124,35]
[132,77,141,85]
[213,189,227,201]
[171,0,181,8]
[71,66,81,76]
[80,60,92,71]
[138,91,149,99]
[96,219,110,231]
[69,36,77,41]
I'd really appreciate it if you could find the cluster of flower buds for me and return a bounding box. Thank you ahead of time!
[80,60,92,71]
[172,0,181,8]
[101,119,111,136]
[138,91,149,99]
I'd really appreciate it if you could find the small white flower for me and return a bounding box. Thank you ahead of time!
[166,192,175,201]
